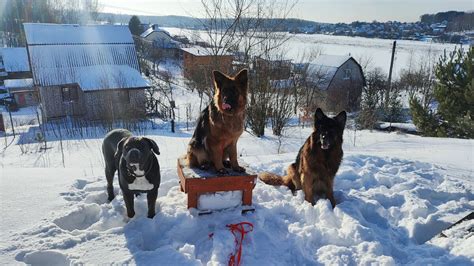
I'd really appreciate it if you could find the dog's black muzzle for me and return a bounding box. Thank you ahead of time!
[125,148,142,164]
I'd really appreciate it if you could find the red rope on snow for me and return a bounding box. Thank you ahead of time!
[227,222,254,266]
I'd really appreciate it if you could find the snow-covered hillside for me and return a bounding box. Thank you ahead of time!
[1,107,473,264]
[163,27,457,78]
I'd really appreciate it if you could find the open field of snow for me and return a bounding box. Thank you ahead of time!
[1,103,473,264]
[164,27,457,77]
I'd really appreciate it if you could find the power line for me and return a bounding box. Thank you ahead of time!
[101,3,165,17]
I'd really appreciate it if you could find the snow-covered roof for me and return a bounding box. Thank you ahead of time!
[312,54,351,68]
[4,78,34,88]
[181,46,232,56]
[23,23,134,45]
[306,64,338,90]
[1,47,30,72]
[24,23,145,90]
[34,65,149,91]
[140,26,171,38]
[307,54,353,90]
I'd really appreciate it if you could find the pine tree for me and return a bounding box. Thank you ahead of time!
[410,46,474,138]
[128,16,142,36]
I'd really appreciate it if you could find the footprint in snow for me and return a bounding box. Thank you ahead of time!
[17,250,71,265]
[53,204,101,231]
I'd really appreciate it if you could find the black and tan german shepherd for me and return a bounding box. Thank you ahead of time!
[259,108,346,208]
[186,69,248,174]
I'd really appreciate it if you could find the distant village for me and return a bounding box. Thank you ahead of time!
[101,10,474,45]
[289,20,473,44]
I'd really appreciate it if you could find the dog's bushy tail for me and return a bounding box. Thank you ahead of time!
[258,172,292,187]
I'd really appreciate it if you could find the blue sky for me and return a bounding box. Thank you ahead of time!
[99,0,473,23]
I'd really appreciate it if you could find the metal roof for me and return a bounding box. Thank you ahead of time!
[1,47,30,72]
[23,23,134,45]
[23,23,146,90]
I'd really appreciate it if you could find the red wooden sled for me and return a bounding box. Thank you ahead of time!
[177,158,256,213]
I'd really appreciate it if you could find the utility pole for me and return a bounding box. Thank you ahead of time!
[387,40,397,131]
[387,40,397,102]
[7,103,15,137]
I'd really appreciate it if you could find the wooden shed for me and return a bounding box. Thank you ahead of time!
[23,23,149,121]
[307,55,365,112]
[4,78,38,107]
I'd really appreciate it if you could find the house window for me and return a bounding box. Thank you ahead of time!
[343,69,352,80]
[61,86,78,102]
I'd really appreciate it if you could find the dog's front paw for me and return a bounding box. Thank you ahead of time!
[127,210,135,218]
[223,160,231,168]
[147,212,155,219]
[216,168,229,175]
[199,163,210,170]
[232,165,246,173]
[107,194,115,202]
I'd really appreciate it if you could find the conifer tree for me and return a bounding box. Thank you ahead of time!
[410,46,473,138]
[128,15,142,36]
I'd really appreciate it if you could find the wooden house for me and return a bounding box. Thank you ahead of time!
[140,25,181,59]
[181,46,233,79]
[253,58,292,80]
[306,55,365,111]
[23,23,149,121]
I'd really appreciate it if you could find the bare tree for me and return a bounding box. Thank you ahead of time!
[269,87,293,136]
[357,68,386,129]
[399,49,436,109]
[191,0,298,137]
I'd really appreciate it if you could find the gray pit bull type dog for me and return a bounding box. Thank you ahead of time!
[102,129,161,218]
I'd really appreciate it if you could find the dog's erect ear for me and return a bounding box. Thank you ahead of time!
[234,69,248,87]
[314,108,326,127]
[144,137,160,155]
[114,137,128,161]
[213,70,227,89]
[335,110,347,129]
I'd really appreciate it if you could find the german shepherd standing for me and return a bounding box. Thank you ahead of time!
[186,69,248,174]
[259,108,346,208]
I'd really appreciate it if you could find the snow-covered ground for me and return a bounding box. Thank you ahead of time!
[1,103,473,264]
[1,57,472,264]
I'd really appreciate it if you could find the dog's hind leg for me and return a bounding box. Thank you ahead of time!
[147,188,158,218]
[326,189,337,209]
[301,172,315,205]
[105,163,116,202]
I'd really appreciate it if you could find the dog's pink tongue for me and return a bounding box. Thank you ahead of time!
[222,103,232,110]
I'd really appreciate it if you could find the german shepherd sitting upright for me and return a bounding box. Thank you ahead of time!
[186,69,248,174]
[259,108,346,208]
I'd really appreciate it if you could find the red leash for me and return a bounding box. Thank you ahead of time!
[227,222,254,266]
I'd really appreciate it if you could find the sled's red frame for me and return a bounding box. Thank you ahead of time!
[177,159,256,209]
